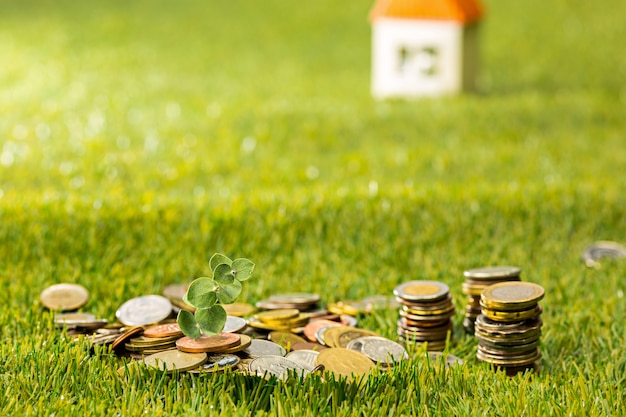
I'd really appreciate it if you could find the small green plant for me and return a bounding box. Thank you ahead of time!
[177,253,255,338]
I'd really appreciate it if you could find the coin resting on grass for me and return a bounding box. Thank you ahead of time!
[40,283,89,311]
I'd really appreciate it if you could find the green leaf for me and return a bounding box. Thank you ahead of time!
[209,253,232,272]
[214,263,235,286]
[217,280,242,304]
[177,310,201,339]
[195,305,227,335]
[186,277,218,308]
[232,258,255,281]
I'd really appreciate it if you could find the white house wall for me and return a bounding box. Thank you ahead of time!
[372,19,464,98]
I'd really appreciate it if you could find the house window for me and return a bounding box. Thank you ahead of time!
[398,46,439,77]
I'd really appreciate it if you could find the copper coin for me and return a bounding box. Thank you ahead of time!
[290,342,327,351]
[111,326,144,351]
[176,333,241,353]
[144,323,183,338]
[303,319,340,342]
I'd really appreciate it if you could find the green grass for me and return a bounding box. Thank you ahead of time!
[2,0,626,415]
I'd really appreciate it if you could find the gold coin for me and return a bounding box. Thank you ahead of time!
[223,303,255,317]
[128,335,181,346]
[327,301,362,316]
[255,309,300,323]
[268,331,307,349]
[481,305,542,322]
[315,348,375,381]
[402,304,455,316]
[393,281,449,302]
[481,282,544,311]
[40,283,89,311]
[142,350,207,372]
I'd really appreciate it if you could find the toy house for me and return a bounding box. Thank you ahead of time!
[369,0,484,98]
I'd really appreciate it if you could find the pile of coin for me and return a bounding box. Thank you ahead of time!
[475,281,544,372]
[462,266,522,334]
[41,282,463,380]
[248,308,310,332]
[394,281,455,351]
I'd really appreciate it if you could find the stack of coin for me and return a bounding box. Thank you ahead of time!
[394,281,455,351]
[475,281,544,373]
[462,266,522,334]
[247,309,310,333]
[256,293,321,313]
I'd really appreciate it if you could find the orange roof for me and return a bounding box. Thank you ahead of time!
[369,0,483,24]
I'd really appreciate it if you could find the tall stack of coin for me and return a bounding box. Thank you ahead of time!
[394,281,455,351]
[462,266,522,334]
[475,281,544,373]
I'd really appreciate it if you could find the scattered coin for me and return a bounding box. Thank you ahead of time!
[116,295,173,326]
[347,336,408,366]
[269,293,321,306]
[582,241,626,268]
[40,283,89,311]
[268,331,307,350]
[220,334,252,354]
[223,316,247,333]
[144,323,183,338]
[142,350,207,373]
[242,339,287,358]
[54,313,108,330]
[315,348,375,382]
[290,342,327,351]
[285,350,319,370]
[249,355,310,380]
[304,320,340,342]
[189,354,240,373]
[176,333,241,353]
[111,326,144,351]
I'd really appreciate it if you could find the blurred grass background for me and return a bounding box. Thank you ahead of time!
[1,0,626,415]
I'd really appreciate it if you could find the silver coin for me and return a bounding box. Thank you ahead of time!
[315,324,341,346]
[55,313,108,329]
[463,266,522,280]
[223,316,247,333]
[582,241,626,267]
[268,293,321,305]
[116,295,173,326]
[248,355,310,380]
[352,336,408,365]
[285,350,319,370]
[190,354,240,373]
[242,339,287,358]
